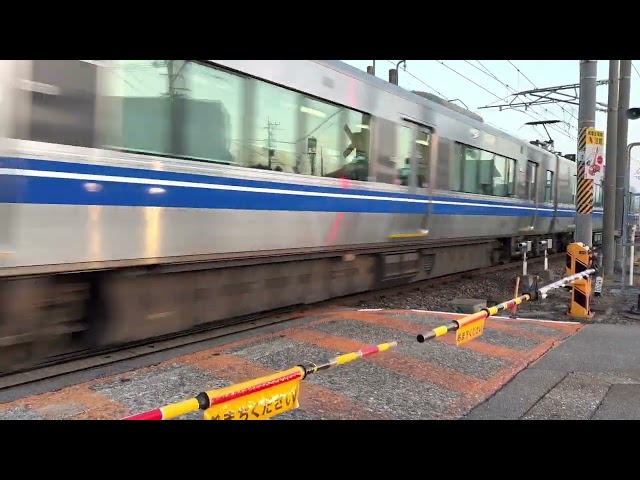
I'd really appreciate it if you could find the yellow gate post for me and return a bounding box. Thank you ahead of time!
[566,242,595,319]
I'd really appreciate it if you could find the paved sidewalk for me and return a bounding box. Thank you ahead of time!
[464,323,640,420]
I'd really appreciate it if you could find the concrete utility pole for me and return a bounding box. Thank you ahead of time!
[615,60,632,271]
[575,60,598,246]
[602,60,619,276]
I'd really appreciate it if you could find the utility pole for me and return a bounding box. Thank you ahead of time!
[265,118,281,170]
[615,60,632,271]
[574,60,598,246]
[603,61,619,276]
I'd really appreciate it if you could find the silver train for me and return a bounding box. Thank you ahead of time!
[0,60,603,372]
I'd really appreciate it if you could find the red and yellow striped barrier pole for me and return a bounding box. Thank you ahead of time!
[299,341,398,375]
[122,340,398,420]
[416,294,531,344]
[122,368,304,420]
[416,268,597,344]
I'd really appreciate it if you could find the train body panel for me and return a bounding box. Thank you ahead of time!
[1,141,600,270]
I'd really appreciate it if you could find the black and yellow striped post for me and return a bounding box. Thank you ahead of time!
[575,60,599,246]
[576,126,594,217]
[566,241,594,319]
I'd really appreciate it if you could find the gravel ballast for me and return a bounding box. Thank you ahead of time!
[353,257,640,325]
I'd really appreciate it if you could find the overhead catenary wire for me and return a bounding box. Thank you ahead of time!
[464,60,577,140]
[433,60,576,142]
[383,60,448,99]
[501,60,579,127]
[468,60,578,138]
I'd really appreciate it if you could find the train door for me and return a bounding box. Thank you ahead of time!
[398,117,435,237]
[520,159,539,232]
[413,126,434,235]
[547,155,560,233]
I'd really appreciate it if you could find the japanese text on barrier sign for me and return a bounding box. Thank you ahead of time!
[203,379,300,420]
[455,319,485,346]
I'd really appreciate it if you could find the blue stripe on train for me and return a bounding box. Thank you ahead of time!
[1,156,602,218]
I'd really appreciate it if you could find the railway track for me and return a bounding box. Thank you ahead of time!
[0,252,564,393]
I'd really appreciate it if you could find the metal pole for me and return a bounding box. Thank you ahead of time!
[603,60,619,276]
[575,60,598,246]
[615,60,632,271]
[544,248,548,271]
[622,143,640,289]
[629,224,637,286]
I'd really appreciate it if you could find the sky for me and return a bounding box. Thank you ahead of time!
[342,60,640,189]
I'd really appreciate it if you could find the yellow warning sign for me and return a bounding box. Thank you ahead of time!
[455,318,485,346]
[203,369,302,420]
[586,128,604,146]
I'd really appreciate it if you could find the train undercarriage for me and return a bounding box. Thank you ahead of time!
[0,231,589,374]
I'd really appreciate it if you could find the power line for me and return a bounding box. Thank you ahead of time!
[507,60,538,89]
[434,60,575,142]
[504,61,578,128]
[384,60,448,99]
[464,60,578,131]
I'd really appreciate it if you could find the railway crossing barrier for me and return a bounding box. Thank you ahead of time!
[123,243,597,420]
[415,262,595,345]
[122,341,398,420]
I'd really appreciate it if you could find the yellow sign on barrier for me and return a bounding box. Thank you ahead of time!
[455,318,485,346]
[203,372,302,420]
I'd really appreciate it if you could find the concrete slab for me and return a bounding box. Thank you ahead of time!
[521,372,611,420]
[531,324,640,373]
[592,384,640,420]
[463,369,567,420]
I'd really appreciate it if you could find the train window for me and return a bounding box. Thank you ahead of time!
[102,60,171,155]
[526,161,538,201]
[318,106,371,181]
[451,144,464,191]
[455,144,516,197]
[545,170,554,202]
[594,183,604,208]
[19,60,98,148]
[415,130,431,187]
[251,81,371,180]
[181,61,245,166]
[493,155,515,197]
[461,146,494,195]
[103,60,245,164]
[477,150,495,195]
[253,79,303,173]
[395,124,413,186]
[462,147,480,194]
[101,60,372,179]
